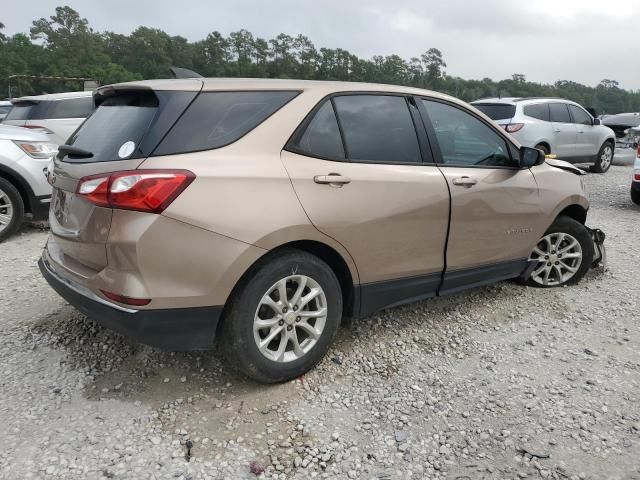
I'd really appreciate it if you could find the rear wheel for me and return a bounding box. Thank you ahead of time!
[0,178,24,243]
[591,142,613,173]
[632,185,640,205]
[220,249,342,383]
[534,143,550,155]
[526,216,594,288]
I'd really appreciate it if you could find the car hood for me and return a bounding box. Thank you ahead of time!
[545,158,587,176]
[0,124,50,142]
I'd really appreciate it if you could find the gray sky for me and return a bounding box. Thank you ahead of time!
[3,0,639,89]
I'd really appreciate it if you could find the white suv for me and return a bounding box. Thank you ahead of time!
[472,98,616,173]
[3,91,93,145]
[0,125,57,241]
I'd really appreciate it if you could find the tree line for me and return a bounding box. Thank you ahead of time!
[1,6,639,114]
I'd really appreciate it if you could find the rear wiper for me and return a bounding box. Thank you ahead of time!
[58,145,94,159]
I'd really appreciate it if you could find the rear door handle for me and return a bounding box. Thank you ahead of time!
[314,174,351,186]
[452,176,478,187]
[553,128,561,133]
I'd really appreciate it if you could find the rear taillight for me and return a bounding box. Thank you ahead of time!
[635,173,640,181]
[505,123,525,133]
[23,125,55,135]
[76,170,195,213]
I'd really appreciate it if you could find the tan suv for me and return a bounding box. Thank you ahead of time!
[39,79,604,383]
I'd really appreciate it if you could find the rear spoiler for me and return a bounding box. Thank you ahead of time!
[170,67,203,79]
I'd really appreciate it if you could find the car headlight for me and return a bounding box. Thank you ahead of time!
[13,141,58,159]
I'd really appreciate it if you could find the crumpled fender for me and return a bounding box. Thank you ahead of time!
[545,157,587,176]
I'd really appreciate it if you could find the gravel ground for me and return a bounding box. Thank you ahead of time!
[0,165,638,480]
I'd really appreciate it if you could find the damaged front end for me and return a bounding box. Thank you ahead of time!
[589,228,607,270]
[601,113,640,163]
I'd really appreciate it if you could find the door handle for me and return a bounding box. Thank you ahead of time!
[553,128,561,133]
[452,176,478,187]
[314,174,351,186]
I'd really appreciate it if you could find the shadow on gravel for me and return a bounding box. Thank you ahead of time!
[29,279,565,406]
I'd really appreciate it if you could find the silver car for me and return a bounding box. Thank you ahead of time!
[3,91,93,145]
[472,98,616,173]
[0,125,57,241]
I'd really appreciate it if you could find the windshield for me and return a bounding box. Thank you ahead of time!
[473,103,516,121]
[4,102,38,121]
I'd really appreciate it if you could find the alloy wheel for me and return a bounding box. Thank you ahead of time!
[253,275,328,363]
[0,188,14,234]
[600,145,613,170]
[529,232,583,286]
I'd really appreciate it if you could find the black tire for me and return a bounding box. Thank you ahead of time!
[534,143,550,155]
[525,216,594,288]
[632,185,640,206]
[220,249,342,383]
[0,177,25,243]
[591,142,614,173]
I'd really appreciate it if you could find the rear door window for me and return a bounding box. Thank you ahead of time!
[291,101,345,159]
[549,103,572,123]
[568,105,592,125]
[523,103,550,121]
[473,103,516,121]
[332,95,422,163]
[47,97,93,119]
[154,91,299,156]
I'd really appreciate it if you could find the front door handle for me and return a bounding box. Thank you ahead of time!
[553,128,561,133]
[452,176,478,188]
[314,173,351,186]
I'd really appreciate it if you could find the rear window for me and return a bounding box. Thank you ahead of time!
[46,97,93,119]
[5,102,40,121]
[473,103,516,121]
[154,91,299,156]
[65,91,160,162]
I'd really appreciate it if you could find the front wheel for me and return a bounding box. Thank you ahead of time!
[0,178,25,243]
[220,249,342,383]
[526,216,594,288]
[591,142,613,173]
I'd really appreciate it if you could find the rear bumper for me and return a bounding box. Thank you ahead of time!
[39,255,222,351]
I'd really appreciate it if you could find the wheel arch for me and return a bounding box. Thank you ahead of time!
[0,164,34,214]
[556,203,588,225]
[218,239,359,334]
[534,141,551,153]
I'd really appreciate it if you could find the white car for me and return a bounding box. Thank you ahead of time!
[0,100,12,121]
[3,91,93,145]
[0,125,57,241]
[600,113,640,166]
[472,98,616,173]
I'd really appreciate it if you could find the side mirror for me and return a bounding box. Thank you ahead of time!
[519,146,545,168]
[592,118,601,126]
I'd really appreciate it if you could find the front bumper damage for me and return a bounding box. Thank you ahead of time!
[589,227,607,270]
